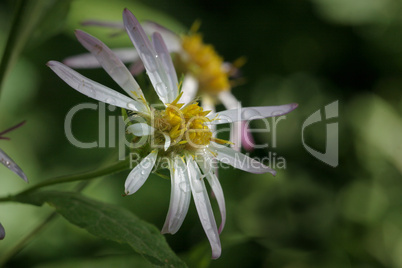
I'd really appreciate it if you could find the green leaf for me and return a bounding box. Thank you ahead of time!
[15,191,187,267]
[35,255,153,268]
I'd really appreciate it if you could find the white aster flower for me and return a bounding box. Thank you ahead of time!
[49,9,297,259]
[64,19,258,152]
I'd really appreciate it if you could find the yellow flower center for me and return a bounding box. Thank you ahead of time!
[180,33,230,95]
[153,95,230,152]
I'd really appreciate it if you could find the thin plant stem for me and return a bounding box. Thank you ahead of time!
[0,180,94,266]
[0,158,130,202]
[0,0,27,98]
[0,212,58,266]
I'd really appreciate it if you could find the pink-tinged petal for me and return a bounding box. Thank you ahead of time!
[0,149,28,182]
[124,150,158,195]
[210,142,276,175]
[122,9,173,104]
[152,32,179,102]
[0,222,5,240]
[179,74,199,105]
[47,61,148,113]
[142,21,182,53]
[75,30,144,101]
[129,59,145,76]
[208,103,298,124]
[241,121,255,151]
[162,157,191,234]
[187,156,221,259]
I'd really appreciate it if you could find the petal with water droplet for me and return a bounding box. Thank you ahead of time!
[208,103,298,124]
[0,149,28,182]
[210,142,276,175]
[75,30,145,101]
[124,150,158,195]
[187,156,221,259]
[162,157,191,234]
[47,61,149,114]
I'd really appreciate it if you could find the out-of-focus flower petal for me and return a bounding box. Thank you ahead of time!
[152,32,179,102]
[218,91,239,110]
[208,103,298,124]
[0,222,5,240]
[0,149,28,182]
[47,61,149,114]
[75,30,145,101]
[187,156,221,259]
[210,142,276,175]
[64,48,140,69]
[124,150,158,195]
[142,21,182,53]
[162,157,191,234]
[126,123,155,136]
[123,9,174,105]
[179,74,199,105]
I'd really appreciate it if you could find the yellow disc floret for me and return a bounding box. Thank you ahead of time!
[152,94,231,153]
[180,33,230,95]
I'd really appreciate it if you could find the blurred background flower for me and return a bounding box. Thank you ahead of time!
[0,0,401,267]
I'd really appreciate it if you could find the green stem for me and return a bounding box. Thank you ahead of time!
[0,158,130,202]
[0,180,94,265]
[0,212,58,266]
[0,0,27,97]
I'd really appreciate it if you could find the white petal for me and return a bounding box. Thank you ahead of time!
[0,149,28,182]
[210,142,276,175]
[187,156,221,259]
[230,121,242,151]
[208,103,299,124]
[198,159,226,234]
[47,61,148,113]
[126,123,155,136]
[161,132,171,151]
[218,91,239,110]
[75,30,145,101]
[123,9,173,104]
[179,74,199,106]
[152,32,179,102]
[124,150,158,195]
[162,157,191,234]
[202,95,216,134]
[142,21,182,53]
[63,48,140,69]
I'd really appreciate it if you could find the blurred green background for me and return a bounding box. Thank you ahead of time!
[1,0,402,267]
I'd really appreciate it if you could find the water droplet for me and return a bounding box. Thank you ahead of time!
[104,97,115,105]
[127,102,137,110]
[140,170,146,176]
[155,83,167,96]
[179,181,190,193]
